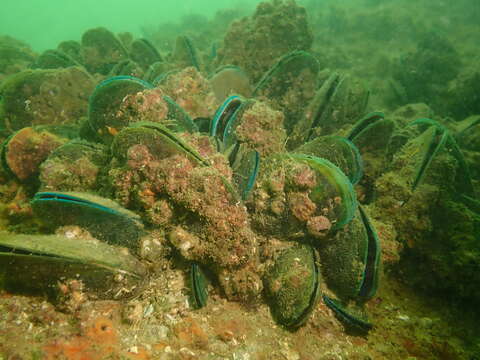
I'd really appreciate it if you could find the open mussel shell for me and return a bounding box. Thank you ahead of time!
[31,192,145,250]
[0,232,145,298]
[210,95,245,140]
[130,38,162,70]
[112,121,208,166]
[291,72,369,147]
[87,75,154,144]
[32,49,80,69]
[288,154,357,229]
[190,263,208,309]
[264,244,321,328]
[318,205,380,301]
[1,126,76,181]
[296,135,363,185]
[81,27,129,75]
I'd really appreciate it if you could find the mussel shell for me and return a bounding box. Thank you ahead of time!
[209,65,252,102]
[190,263,208,309]
[323,295,372,332]
[253,51,319,136]
[111,121,207,166]
[130,38,162,70]
[32,49,79,69]
[229,144,260,200]
[31,191,145,249]
[409,121,450,191]
[57,40,83,64]
[172,35,200,70]
[455,115,480,151]
[210,95,244,139]
[348,112,395,152]
[81,27,129,75]
[253,50,319,98]
[288,154,357,229]
[318,206,380,301]
[296,135,363,185]
[289,72,340,147]
[291,73,369,146]
[163,95,198,133]
[0,67,95,131]
[144,61,169,84]
[264,244,320,328]
[87,75,154,144]
[0,232,145,298]
[108,59,144,78]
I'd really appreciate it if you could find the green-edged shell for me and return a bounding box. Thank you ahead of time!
[144,61,169,84]
[190,263,208,309]
[0,232,145,298]
[296,135,363,185]
[264,244,320,328]
[31,191,145,250]
[318,206,380,301]
[323,295,372,332]
[347,112,394,152]
[291,72,369,147]
[32,49,79,69]
[455,115,480,151]
[172,35,200,71]
[87,75,153,144]
[253,50,319,98]
[108,59,144,78]
[81,27,129,75]
[130,38,162,70]
[210,96,260,199]
[253,51,319,135]
[111,121,208,166]
[288,154,357,229]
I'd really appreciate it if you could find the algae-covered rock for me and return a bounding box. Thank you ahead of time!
[219,0,313,83]
[392,33,460,110]
[39,140,108,192]
[0,67,94,132]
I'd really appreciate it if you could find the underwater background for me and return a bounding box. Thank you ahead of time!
[1,0,480,359]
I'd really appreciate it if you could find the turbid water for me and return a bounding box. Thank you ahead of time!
[0,0,263,51]
[1,0,479,358]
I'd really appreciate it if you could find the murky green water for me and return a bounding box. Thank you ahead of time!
[1,0,479,358]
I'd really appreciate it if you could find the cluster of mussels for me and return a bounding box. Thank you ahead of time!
[0,26,478,332]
